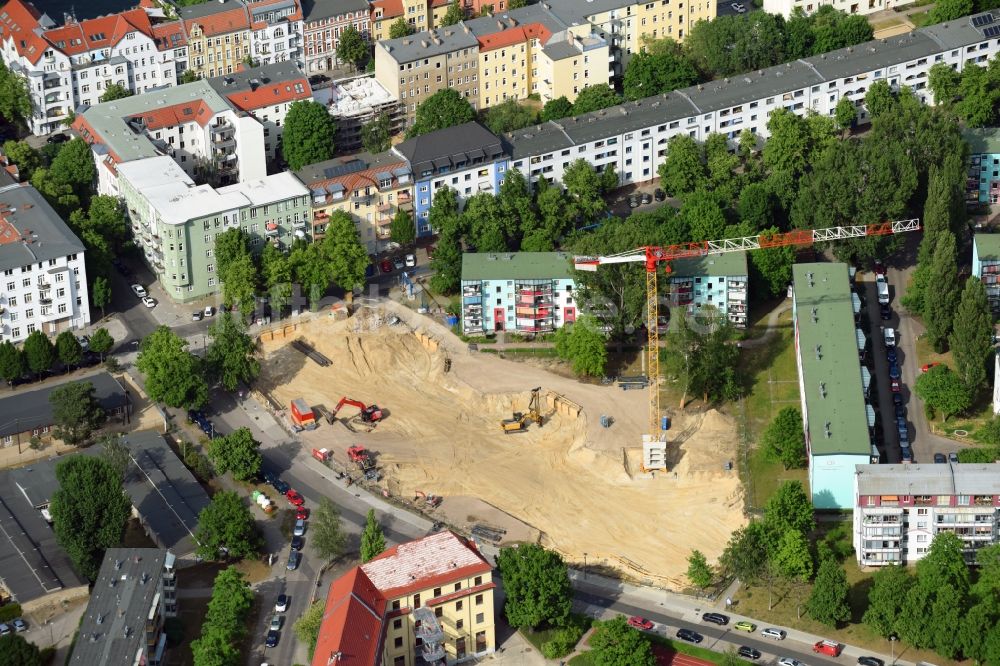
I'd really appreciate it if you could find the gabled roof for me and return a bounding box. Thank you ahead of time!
[302,0,371,23]
[42,8,154,56]
[208,62,312,112]
[295,150,410,200]
[248,0,303,27]
[0,0,48,64]
[151,20,187,51]
[477,22,551,52]
[371,0,404,20]
[181,3,251,37]
[394,121,506,176]
[312,567,386,666]
[361,531,492,599]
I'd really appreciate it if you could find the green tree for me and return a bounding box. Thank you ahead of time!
[686,550,713,589]
[0,340,27,386]
[388,17,413,39]
[540,96,573,122]
[282,100,337,170]
[361,112,391,154]
[929,62,963,104]
[957,63,1000,127]
[772,529,814,581]
[834,96,857,131]
[864,80,895,120]
[322,210,371,291]
[99,434,131,482]
[497,543,572,629]
[923,231,961,352]
[441,0,465,25]
[88,327,114,361]
[588,616,656,666]
[914,362,972,420]
[0,633,43,666]
[50,456,131,580]
[761,407,805,469]
[22,330,55,379]
[863,564,913,638]
[360,508,387,562]
[294,600,326,659]
[0,61,32,128]
[482,99,537,134]
[2,140,41,180]
[553,317,607,377]
[48,138,96,204]
[719,522,769,584]
[390,209,416,246]
[622,48,698,100]
[206,313,259,391]
[570,85,622,116]
[137,326,209,409]
[662,305,741,406]
[335,25,368,71]
[929,0,974,23]
[99,83,132,102]
[312,497,348,561]
[562,159,611,222]
[430,229,463,293]
[208,428,261,481]
[49,380,106,445]
[191,566,254,666]
[407,88,476,138]
[749,227,796,297]
[290,241,331,308]
[213,228,250,283]
[194,491,259,560]
[91,275,112,318]
[658,135,705,199]
[763,480,815,540]
[806,556,851,626]
[55,330,83,368]
[950,277,993,391]
[179,69,200,83]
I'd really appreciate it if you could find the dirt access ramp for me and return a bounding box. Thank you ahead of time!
[257,314,745,588]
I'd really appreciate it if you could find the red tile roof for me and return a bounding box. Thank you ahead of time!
[224,77,312,112]
[430,0,450,7]
[361,531,492,600]
[312,568,386,666]
[151,20,186,51]
[129,100,215,130]
[0,0,47,64]
[372,0,404,20]
[43,8,155,56]
[184,6,250,38]
[477,22,551,51]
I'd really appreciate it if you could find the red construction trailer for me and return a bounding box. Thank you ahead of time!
[290,398,317,430]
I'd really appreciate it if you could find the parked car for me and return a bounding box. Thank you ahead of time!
[879,303,891,320]
[901,445,914,463]
[131,284,147,298]
[886,348,897,364]
[275,594,288,613]
[676,629,703,644]
[47,133,70,144]
[192,311,203,321]
[778,659,805,666]
[873,259,887,276]
[858,658,885,666]
[731,2,746,11]
[654,188,666,201]
[628,194,640,208]
[627,616,654,631]
[738,646,761,661]
[883,326,896,347]
[734,621,756,632]
[405,253,416,268]
[204,306,215,317]
[949,451,959,463]
[0,624,9,636]
[813,640,843,656]
[295,506,309,520]
[11,618,27,633]
[380,259,393,274]
[921,362,941,373]
[761,628,786,640]
[272,478,290,494]
[892,393,903,406]
[934,452,947,463]
[141,297,157,309]
[888,363,901,380]
[640,192,652,205]
[890,378,901,393]
[270,615,281,632]
[266,629,280,647]
[308,74,330,85]
[894,404,906,419]
[291,535,304,551]
[392,256,405,270]
[293,519,306,536]
[286,550,300,571]
[286,489,305,506]
[702,612,729,626]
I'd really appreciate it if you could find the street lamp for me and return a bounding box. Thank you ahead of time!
[583,552,588,579]
[889,633,898,665]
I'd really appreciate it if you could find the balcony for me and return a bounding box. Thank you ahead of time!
[292,218,307,229]
[213,136,236,148]
[376,228,392,240]
[265,223,280,236]
[211,122,235,137]
[377,202,392,213]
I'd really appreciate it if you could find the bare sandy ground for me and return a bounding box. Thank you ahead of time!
[257,315,745,587]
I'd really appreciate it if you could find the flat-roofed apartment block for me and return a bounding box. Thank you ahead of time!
[963,127,1000,205]
[180,0,252,78]
[667,254,749,328]
[0,183,90,343]
[312,531,496,666]
[315,76,404,153]
[460,252,578,334]
[208,62,312,161]
[972,233,1000,315]
[116,155,309,301]
[303,0,371,73]
[792,263,876,509]
[295,150,413,254]
[853,463,1000,566]
[73,79,266,196]
[68,548,177,666]
[370,0,451,41]
[764,0,905,19]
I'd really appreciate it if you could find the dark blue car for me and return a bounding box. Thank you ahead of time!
[889,363,901,380]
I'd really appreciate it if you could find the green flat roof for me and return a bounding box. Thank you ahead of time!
[963,127,1000,155]
[975,233,1000,261]
[462,252,574,280]
[792,263,870,457]
[670,252,748,277]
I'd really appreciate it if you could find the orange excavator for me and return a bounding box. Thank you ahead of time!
[331,396,383,423]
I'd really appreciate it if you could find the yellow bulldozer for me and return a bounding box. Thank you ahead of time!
[500,387,544,434]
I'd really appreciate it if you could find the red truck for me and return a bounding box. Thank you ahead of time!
[813,640,843,657]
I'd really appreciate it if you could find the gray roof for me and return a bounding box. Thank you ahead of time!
[0,183,86,271]
[178,0,248,20]
[207,61,307,98]
[545,0,637,26]
[855,463,1000,496]
[0,372,128,438]
[303,0,371,21]
[294,148,408,187]
[670,253,748,278]
[377,24,478,63]
[0,465,86,603]
[68,548,168,666]
[394,121,506,176]
[541,40,579,61]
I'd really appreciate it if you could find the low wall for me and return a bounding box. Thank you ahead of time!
[546,391,582,418]
[414,331,440,352]
[258,323,299,343]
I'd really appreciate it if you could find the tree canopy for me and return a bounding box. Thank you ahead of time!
[623,46,699,100]
[0,634,42,666]
[335,26,368,70]
[949,277,993,391]
[554,316,608,377]
[0,340,27,386]
[497,544,572,629]
[206,313,259,391]
[571,85,623,116]
[312,497,348,561]
[587,616,656,666]
[99,83,132,102]
[806,556,851,626]
[49,380,106,445]
[388,18,413,39]
[282,100,337,170]
[137,326,209,409]
[360,509,387,562]
[407,88,476,138]
[761,407,806,469]
[0,61,32,129]
[191,567,254,666]
[207,428,261,481]
[22,330,55,378]
[194,491,259,560]
[914,364,972,420]
[482,99,538,134]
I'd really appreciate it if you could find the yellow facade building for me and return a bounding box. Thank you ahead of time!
[180,3,252,79]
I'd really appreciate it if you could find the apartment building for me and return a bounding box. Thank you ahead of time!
[667,254,749,328]
[0,0,182,135]
[248,0,304,68]
[116,156,309,301]
[73,79,266,195]
[68,548,177,666]
[972,234,1000,315]
[303,0,371,73]
[370,0,452,42]
[180,0,252,79]
[316,76,404,152]
[312,530,495,666]
[765,0,904,19]
[964,127,1000,205]
[392,121,508,237]
[792,263,874,509]
[0,183,90,344]
[853,463,1000,566]
[460,252,577,334]
[208,62,312,161]
[295,150,413,254]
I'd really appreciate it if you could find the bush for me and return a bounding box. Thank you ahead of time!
[541,625,584,658]
[0,602,22,622]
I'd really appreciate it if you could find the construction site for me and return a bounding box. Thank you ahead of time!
[256,307,745,588]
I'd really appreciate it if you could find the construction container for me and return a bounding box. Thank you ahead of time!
[312,448,331,463]
[290,398,317,430]
[661,416,671,431]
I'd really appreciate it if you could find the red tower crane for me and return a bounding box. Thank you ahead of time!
[574,218,921,442]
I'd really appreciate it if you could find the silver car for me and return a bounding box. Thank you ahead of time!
[761,628,786,640]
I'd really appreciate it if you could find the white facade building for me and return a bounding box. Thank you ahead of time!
[248,0,304,68]
[0,183,90,343]
[763,0,905,19]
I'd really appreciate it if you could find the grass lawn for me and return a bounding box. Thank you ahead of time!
[569,653,595,666]
[650,635,732,665]
[520,613,591,655]
[908,10,930,26]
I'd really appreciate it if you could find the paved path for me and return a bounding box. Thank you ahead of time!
[740,302,791,350]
